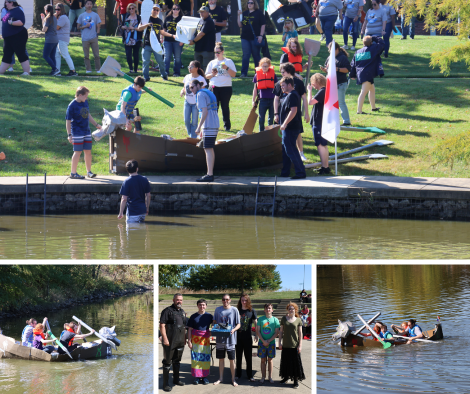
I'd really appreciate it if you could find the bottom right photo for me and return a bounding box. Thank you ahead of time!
[317,265,469,392]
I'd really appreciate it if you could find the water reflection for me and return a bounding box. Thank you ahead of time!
[2,214,470,258]
[317,265,470,393]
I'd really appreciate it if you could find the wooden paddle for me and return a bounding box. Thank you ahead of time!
[393,335,437,343]
[353,312,381,335]
[72,316,117,351]
[357,314,392,349]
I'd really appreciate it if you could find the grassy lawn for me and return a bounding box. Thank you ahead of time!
[0,35,469,178]
[158,290,312,301]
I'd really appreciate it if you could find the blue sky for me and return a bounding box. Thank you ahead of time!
[276,264,312,292]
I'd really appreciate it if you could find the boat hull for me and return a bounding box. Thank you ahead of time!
[109,126,283,173]
[340,323,443,348]
[0,334,112,362]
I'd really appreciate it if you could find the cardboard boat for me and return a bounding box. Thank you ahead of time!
[340,323,444,348]
[0,333,113,362]
[108,112,283,173]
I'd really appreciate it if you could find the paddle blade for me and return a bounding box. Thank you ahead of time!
[383,341,393,349]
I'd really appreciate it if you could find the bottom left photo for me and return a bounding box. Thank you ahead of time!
[0,264,153,393]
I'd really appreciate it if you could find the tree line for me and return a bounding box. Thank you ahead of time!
[0,265,153,313]
[159,265,282,291]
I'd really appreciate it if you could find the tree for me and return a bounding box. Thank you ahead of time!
[33,0,50,29]
[388,0,470,75]
[159,265,189,288]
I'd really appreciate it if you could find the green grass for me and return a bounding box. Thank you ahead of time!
[1,35,469,177]
[158,290,312,301]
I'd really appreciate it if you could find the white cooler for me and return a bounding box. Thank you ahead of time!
[175,16,200,44]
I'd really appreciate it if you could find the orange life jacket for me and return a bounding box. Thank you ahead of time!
[33,329,45,340]
[281,47,303,73]
[255,66,275,90]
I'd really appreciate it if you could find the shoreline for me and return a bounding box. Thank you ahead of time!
[0,285,153,321]
[1,175,470,220]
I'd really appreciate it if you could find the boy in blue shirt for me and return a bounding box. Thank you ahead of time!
[118,160,151,223]
[116,76,145,134]
[65,86,101,179]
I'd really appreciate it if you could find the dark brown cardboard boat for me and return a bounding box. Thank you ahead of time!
[0,333,113,362]
[108,107,283,173]
[340,323,444,348]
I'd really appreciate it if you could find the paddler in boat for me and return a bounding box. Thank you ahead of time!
[32,323,56,354]
[359,321,383,340]
[22,317,49,347]
[378,324,394,343]
[58,322,95,354]
[404,319,424,344]
[391,321,409,337]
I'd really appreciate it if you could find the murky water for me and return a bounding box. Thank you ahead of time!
[0,293,153,394]
[317,265,470,393]
[1,214,470,259]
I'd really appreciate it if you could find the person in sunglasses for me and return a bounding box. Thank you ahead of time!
[114,0,137,26]
[55,3,78,76]
[161,4,183,76]
[361,0,387,39]
[213,294,241,387]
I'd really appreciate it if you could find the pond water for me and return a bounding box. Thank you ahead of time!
[317,265,470,393]
[0,292,153,394]
[1,214,470,259]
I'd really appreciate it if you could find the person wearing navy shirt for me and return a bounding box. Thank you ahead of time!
[187,299,214,385]
[0,1,30,75]
[118,160,151,223]
[279,76,306,179]
[65,86,101,179]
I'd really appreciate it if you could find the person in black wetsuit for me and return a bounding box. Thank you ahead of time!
[160,293,188,392]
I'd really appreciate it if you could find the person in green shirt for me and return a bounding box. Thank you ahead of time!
[256,303,280,384]
[279,302,305,389]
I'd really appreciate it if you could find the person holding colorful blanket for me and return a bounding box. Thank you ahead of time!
[187,299,213,385]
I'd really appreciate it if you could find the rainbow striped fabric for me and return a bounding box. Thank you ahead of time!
[190,329,211,378]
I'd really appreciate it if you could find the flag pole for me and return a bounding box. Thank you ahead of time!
[335,139,337,175]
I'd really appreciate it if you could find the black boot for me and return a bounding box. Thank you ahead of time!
[163,368,172,392]
[173,363,185,386]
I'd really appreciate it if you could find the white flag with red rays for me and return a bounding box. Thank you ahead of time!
[321,40,340,144]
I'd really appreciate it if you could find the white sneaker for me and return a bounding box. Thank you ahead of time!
[20,72,29,76]
[96,71,102,74]
[29,68,32,73]
[342,45,349,50]
[300,152,307,162]
[350,46,356,51]
[86,70,92,73]
[7,67,14,72]
[320,34,325,41]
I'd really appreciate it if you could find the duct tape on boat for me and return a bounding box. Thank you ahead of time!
[166,153,178,156]
[186,154,193,157]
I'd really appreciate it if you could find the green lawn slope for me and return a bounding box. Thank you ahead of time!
[0,35,469,178]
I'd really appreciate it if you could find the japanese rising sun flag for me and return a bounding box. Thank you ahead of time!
[321,40,340,144]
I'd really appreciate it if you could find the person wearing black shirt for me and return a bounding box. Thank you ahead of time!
[320,42,351,125]
[279,76,306,179]
[237,0,265,77]
[208,0,227,42]
[162,5,183,76]
[138,3,168,81]
[274,62,309,162]
[160,293,188,392]
[307,73,330,175]
[190,5,216,73]
[236,294,258,382]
